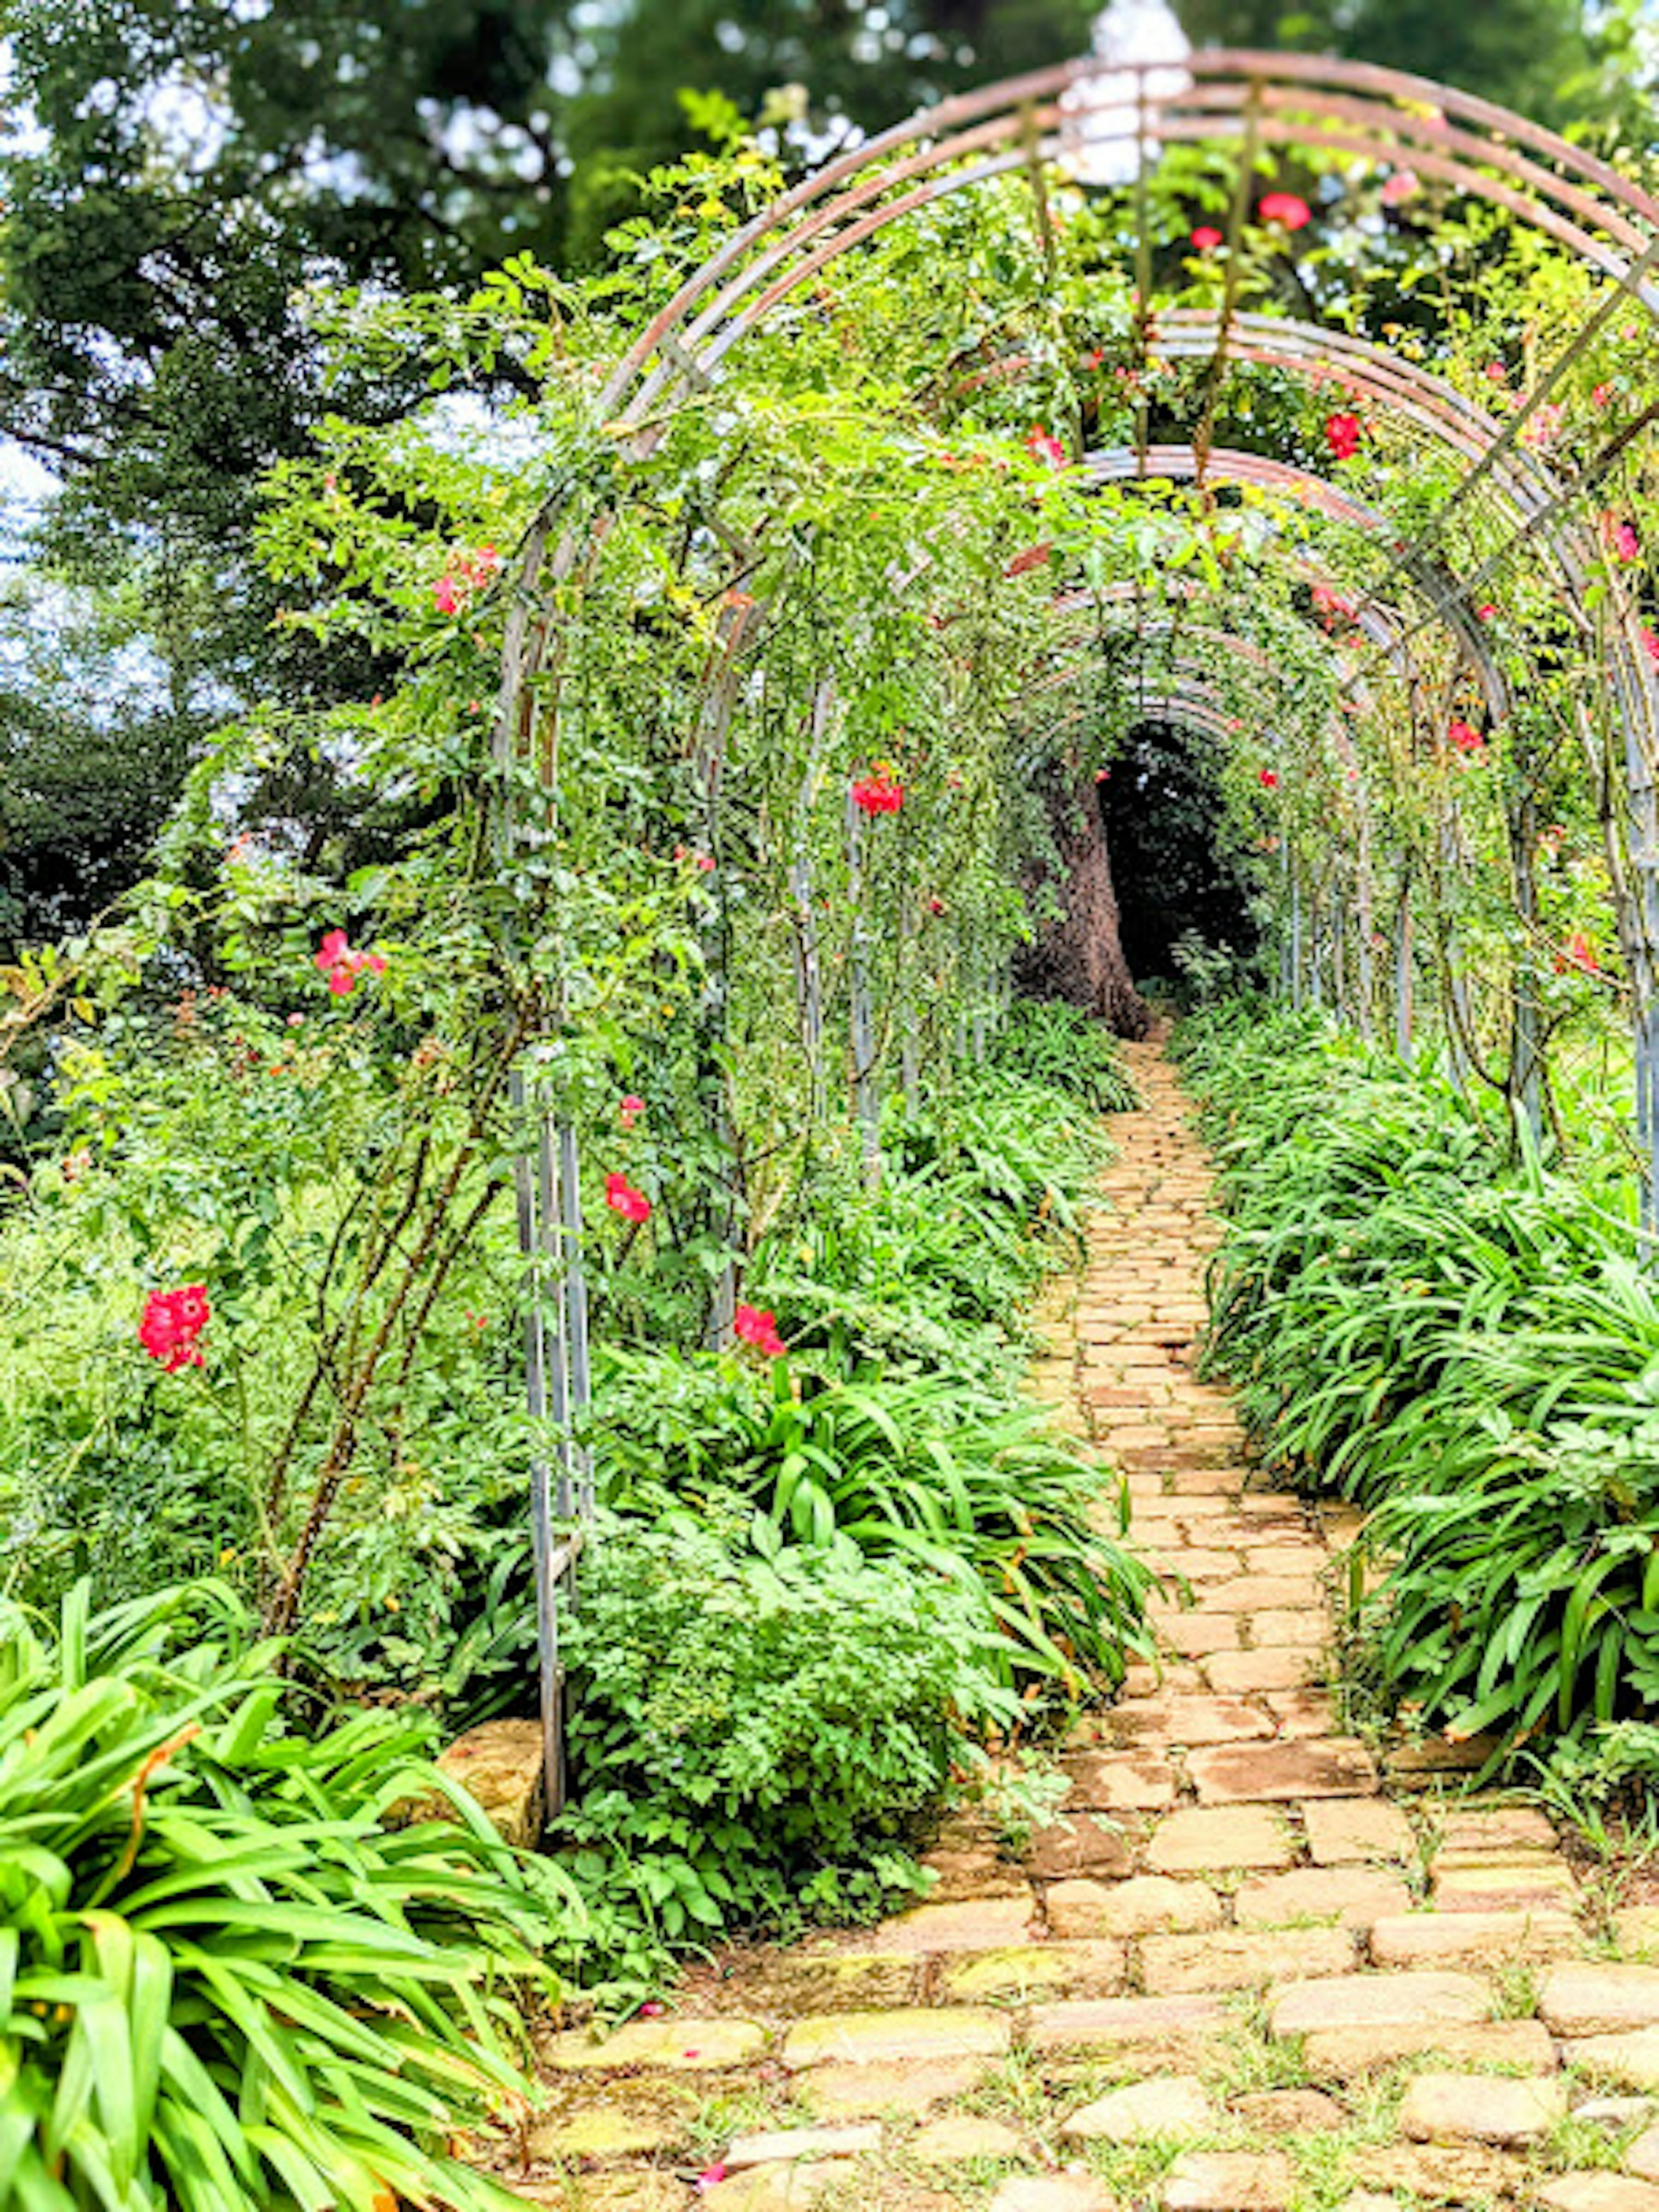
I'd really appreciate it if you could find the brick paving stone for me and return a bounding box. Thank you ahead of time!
[1235,1868,1412,1928]
[545,2017,767,2071]
[1147,1549,1248,1582]
[718,1952,917,2014]
[515,2179,683,2212]
[1537,2181,1659,2212]
[1436,1805,1558,1859]
[990,2177,1112,2212]
[1161,1614,1243,1656]
[1576,2100,1659,2132]
[1620,1911,1659,1957]
[1108,1694,1275,1748]
[782,2008,1010,2069]
[1188,1738,1378,1805]
[1061,1748,1179,1812]
[1386,1734,1504,1785]
[912,2116,1027,2162]
[1560,2031,1659,2089]
[1264,1691,1337,1738]
[1206,1576,1328,1614]
[1243,1547,1329,1576]
[1048,1873,1223,1939]
[1171,1468,1246,1496]
[1542,1967,1659,2037]
[1024,1815,1135,1881]
[918,1846,1032,1902]
[528,2084,699,2159]
[1230,2090,1347,2134]
[1141,1925,1354,1993]
[1027,1994,1229,2053]
[700,2163,854,2210]
[723,2124,883,2169]
[1269,1971,1489,2038]
[874,1897,1036,1953]
[1247,1610,1328,1650]
[1370,2147,1530,2204]
[796,2059,988,2119]
[1146,1805,1295,1872]
[1205,1650,1322,1694]
[1301,1798,1416,1865]
[943,1943,1127,2004]
[1371,1908,1583,1968]
[1397,2072,1567,2145]
[1060,2077,1214,2141]
[1431,1859,1580,1912]
[1164,2152,1294,2211]
[1302,2020,1557,2076]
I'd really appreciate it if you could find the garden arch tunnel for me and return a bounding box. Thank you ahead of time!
[479,49,1659,1805]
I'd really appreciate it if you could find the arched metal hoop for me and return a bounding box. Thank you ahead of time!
[496,52,1659,1821]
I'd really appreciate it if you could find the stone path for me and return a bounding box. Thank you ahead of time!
[502,1037,1659,2212]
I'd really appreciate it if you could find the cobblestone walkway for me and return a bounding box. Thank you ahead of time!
[512,1037,1659,2212]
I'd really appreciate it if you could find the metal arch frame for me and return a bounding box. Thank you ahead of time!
[951,312,1659,768]
[495,51,1659,714]
[605,52,1659,440]
[1076,443,1508,718]
[490,53,1659,1822]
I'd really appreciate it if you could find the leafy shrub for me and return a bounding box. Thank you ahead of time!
[988,999,1140,1113]
[0,1579,570,2212]
[1181,1000,1659,1758]
[767,1064,1117,1367]
[591,1352,1155,1698]
[556,1512,1019,1948]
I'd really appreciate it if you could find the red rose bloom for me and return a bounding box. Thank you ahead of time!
[734,1303,787,1358]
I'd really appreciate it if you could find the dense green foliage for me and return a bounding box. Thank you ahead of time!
[1183,1001,1659,1764]
[0,957,1150,1986]
[0,1580,562,2212]
[558,1514,1017,1951]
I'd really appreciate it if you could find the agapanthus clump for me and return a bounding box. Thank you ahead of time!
[140,1285,210,1373]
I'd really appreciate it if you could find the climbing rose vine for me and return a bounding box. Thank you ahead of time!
[139,1285,211,1373]
[851,770,905,816]
[734,1304,787,1357]
[1024,425,1067,470]
[605,1173,651,1223]
[1259,191,1312,230]
[314,929,387,997]
[432,544,501,614]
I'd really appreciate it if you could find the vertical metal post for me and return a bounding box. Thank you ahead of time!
[1395,876,1414,1062]
[847,794,881,1182]
[1438,815,1472,1093]
[1609,638,1659,1249]
[1290,870,1304,1011]
[512,1066,571,1821]
[793,682,834,1124]
[558,1120,593,1519]
[1509,777,1545,1150]
[898,899,921,1112]
[1355,805,1376,1042]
